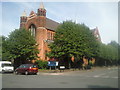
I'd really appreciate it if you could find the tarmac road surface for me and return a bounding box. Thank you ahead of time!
[1,66,119,88]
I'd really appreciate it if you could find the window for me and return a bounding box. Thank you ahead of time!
[2,64,12,67]
[53,33,55,40]
[51,33,54,40]
[29,24,36,37]
[50,33,52,40]
[45,50,48,60]
[47,32,50,40]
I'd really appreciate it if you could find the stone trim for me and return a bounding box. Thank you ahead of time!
[37,27,46,29]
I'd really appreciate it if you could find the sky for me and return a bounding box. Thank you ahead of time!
[0,0,119,44]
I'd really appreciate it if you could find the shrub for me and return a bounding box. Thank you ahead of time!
[35,60,48,69]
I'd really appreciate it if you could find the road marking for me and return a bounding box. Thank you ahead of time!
[112,77,118,79]
[93,75,100,78]
[41,73,64,75]
[108,67,118,70]
[85,75,118,79]
[92,72,107,78]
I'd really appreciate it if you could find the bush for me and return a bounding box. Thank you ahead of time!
[35,60,48,69]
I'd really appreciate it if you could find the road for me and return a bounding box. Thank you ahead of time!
[1,66,119,88]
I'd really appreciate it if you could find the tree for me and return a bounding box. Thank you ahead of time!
[35,60,48,69]
[96,41,119,66]
[0,36,12,61]
[0,36,2,60]
[108,41,119,48]
[108,41,119,65]
[5,29,39,68]
[47,21,99,68]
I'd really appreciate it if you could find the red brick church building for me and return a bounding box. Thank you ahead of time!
[20,3,59,60]
[20,2,101,61]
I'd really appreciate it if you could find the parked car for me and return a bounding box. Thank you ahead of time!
[14,64,38,75]
[0,61,14,73]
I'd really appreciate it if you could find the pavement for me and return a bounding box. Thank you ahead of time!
[39,66,118,75]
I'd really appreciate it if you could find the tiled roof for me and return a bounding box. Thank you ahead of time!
[45,18,59,31]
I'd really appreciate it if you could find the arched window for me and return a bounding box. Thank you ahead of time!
[29,24,36,37]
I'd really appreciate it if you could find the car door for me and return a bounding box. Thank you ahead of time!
[22,65,28,73]
[18,65,24,73]
[21,65,27,73]
[16,65,21,73]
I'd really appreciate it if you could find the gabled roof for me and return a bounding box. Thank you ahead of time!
[30,11,36,16]
[45,18,59,31]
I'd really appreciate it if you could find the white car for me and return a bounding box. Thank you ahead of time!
[0,61,14,73]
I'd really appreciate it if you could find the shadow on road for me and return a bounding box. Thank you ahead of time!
[0,72,13,74]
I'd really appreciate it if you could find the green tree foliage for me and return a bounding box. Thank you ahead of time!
[4,29,39,67]
[1,36,12,61]
[47,21,99,64]
[35,60,48,69]
[97,41,119,66]
[108,41,119,65]
[0,36,2,60]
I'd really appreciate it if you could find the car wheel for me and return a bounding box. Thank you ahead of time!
[34,73,37,75]
[14,71,18,75]
[25,71,28,75]
[1,71,4,74]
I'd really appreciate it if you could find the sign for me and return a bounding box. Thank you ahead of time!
[56,61,58,66]
[59,66,65,70]
[60,66,65,69]
[48,61,58,66]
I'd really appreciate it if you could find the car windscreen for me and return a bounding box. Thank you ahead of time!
[32,65,37,68]
[19,65,29,68]
[19,64,38,68]
[2,63,12,67]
